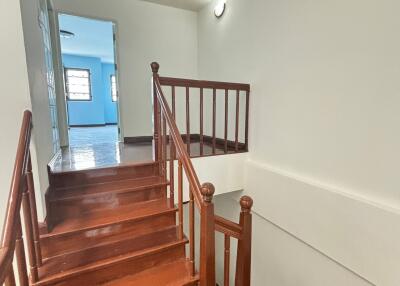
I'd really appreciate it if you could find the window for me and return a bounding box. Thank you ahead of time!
[65,68,92,101]
[111,75,117,102]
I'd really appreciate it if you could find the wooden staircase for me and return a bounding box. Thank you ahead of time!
[0,65,253,286]
[38,162,197,285]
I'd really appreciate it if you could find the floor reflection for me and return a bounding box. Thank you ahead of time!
[50,126,242,173]
[51,126,153,173]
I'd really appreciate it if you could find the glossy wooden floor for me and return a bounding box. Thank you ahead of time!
[51,126,241,173]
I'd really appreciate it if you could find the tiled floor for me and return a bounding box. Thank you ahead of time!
[69,126,118,147]
[50,126,243,173]
[51,126,154,172]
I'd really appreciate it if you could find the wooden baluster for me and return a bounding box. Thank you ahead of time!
[15,217,29,286]
[189,184,195,276]
[178,160,183,240]
[235,90,240,152]
[224,89,228,153]
[200,87,204,156]
[224,234,230,286]
[171,85,176,120]
[26,153,42,266]
[151,62,160,161]
[235,196,253,286]
[4,267,16,286]
[169,139,175,206]
[22,188,39,282]
[212,88,216,154]
[157,99,162,174]
[199,183,216,286]
[162,111,167,181]
[186,87,190,155]
[244,90,250,152]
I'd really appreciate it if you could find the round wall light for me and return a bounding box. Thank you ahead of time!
[214,0,226,18]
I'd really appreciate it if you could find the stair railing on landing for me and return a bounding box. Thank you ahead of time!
[0,110,42,286]
[151,62,253,286]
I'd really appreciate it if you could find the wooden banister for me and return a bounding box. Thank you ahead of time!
[214,196,253,286]
[159,76,250,91]
[157,73,250,157]
[0,110,42,285]
[151,63,253,286]
[152,63,216,285]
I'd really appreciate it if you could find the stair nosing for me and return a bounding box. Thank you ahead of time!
[36,238,189,286]
[41,205,177,239]
[49,161,158,175]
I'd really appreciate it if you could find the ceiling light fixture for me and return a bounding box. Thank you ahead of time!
[60,30,75,39]
[214,0,226,18]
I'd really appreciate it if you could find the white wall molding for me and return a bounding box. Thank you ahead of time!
[244,159,400,286]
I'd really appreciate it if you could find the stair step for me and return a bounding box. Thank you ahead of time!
[35,238,188,286]
[102,259,199,286]
[41,208,176,258]
[49,162,159,189]
[48,176,169,220]
[50,176,169,199]
[43,198,176,237]
[40,226,181,276]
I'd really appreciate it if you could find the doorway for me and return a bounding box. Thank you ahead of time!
[57,14,121,148]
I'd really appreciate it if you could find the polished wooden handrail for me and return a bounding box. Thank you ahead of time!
[159,76,250,91]
[152,63,253,286]
[152,62,216,285]
[0,110,41,285]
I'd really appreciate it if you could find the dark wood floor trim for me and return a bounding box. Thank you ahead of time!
[69,123,117,128]
[124,134,246,151]
[124,136,154,144]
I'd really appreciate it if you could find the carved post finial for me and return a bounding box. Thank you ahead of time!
[151,62,160,74]
[201,182,215,203]
[240,196,253,213]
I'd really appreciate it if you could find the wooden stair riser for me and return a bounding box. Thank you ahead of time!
[49,163,159,189]
[41,212,176,258]
[40,227,180,275]
[34,242,187,286]
[49,187,166,221]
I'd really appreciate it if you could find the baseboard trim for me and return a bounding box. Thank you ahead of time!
[69,123,117,127]
[123,134,247,151]
[124,136,153,144]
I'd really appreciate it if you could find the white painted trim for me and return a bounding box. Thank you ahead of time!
[244,159,400,286]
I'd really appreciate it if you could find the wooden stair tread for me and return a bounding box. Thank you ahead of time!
[102,259,198,286]
[36,238,188,285]
[39,226,182,277]
[50,176,169,201]
[44,199,176,237]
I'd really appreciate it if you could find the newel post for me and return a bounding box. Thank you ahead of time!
[235,196,253,286]
[151,62,161,163]
[200,183,216,286]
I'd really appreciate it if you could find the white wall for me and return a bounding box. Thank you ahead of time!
[0,1,32,225]
[20,0,57,220]
[53,0,198,138]
[213,192,372,286]
[198,0,400,285]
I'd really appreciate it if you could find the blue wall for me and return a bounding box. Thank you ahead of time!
[102,63,118,124]
[62,54,117,126]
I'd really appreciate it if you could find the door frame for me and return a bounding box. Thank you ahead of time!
[48,10,124,144]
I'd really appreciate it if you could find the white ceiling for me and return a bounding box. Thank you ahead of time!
[59,14,115,63]
[140,0,212,11]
